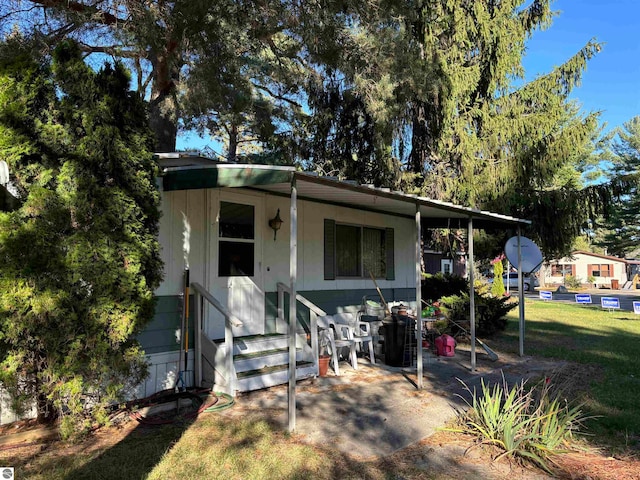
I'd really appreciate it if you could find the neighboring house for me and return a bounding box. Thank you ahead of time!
[137,153,530,399]
[423,249,467,277]
[540,251,629,288]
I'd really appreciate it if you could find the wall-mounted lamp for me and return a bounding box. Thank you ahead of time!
[268,209,283,241]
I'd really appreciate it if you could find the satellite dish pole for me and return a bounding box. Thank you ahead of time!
[504,233,543,358]
[517,230,524,356]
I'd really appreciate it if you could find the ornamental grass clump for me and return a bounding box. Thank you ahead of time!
[452,373,586,471]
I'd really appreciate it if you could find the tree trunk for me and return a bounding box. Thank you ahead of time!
[410,101,429,174]
[148,47,181,153]
[36,380,57,424]
[227,123,238,162]
[149,101,177,152]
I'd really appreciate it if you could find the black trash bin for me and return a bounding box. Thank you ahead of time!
[382,315,409,367]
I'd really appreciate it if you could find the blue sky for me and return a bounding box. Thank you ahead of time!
[523,0,640,132]
[177,0,640,150]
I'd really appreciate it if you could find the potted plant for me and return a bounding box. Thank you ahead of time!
[318,330,332,377]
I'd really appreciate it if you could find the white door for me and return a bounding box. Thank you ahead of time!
[207,192,265,339]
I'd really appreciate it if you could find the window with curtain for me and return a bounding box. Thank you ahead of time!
[589,264,611,277]
[336,224,361,277]
[328,222,389,278]
[363,227,385,278]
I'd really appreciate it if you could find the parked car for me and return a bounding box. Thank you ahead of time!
[488,273,539,291]
[503,272,539,291]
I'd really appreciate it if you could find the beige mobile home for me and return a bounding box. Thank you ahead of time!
[541,251,629,289]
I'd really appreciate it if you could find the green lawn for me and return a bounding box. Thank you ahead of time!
[493,299,640,449]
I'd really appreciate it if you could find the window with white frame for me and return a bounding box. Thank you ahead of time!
[441,259,453,275]
[218,201,254,277]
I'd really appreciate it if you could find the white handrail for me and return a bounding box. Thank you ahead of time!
[277,282,324,375]
[191,282,243,327]
[277,282,327,317]
[191,282,242,394]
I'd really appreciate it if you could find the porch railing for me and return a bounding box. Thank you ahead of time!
[277,282,327,372]
[191,282,243,396]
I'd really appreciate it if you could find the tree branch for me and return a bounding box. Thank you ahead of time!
[77,42,143,59]
[31,0,125,26]
[0,5,40,22]
[251,82,302,108]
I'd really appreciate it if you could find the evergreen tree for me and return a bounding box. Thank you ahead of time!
[303,0,610,257]
[0,38,162,435]
[490,257,506,297]
[594,117,640,257]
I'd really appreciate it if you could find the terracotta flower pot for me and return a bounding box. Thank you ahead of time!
[318,355,331,377]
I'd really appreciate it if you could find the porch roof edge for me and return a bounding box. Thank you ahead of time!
[291,171,531,228]
[158,160,530,228]
[162,164,295,191]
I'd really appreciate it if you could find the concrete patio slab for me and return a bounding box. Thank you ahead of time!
[225,346,564,459]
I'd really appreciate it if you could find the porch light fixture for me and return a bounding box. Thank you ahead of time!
[268,209,283,241]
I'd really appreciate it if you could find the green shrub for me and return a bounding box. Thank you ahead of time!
[438,293,516,337]
[490,260,506,297]
[421,273,468,302]
[564,275,582,289]
[451,375,586,471]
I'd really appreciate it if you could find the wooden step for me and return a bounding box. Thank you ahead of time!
[236,361,316,392]
[215,333,307,355]
[234,347,302,373]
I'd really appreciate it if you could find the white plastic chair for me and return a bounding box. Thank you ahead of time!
[317,315,358,376]
[333,312,376,365]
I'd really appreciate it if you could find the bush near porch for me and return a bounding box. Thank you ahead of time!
[422,273,517,337]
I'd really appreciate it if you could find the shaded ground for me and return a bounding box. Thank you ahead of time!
[1,346,639,479]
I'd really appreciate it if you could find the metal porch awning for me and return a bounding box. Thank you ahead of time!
[161,162,530,229]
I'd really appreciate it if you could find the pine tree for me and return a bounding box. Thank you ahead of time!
[302,0,609,257]
[595,117,640,257]
[0,38,162,435]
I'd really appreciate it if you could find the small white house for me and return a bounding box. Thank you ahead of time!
[541,251,629,289]
[0,153,533,424]
[137,154,530,399]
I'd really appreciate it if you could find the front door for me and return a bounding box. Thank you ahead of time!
[207,192,264,339]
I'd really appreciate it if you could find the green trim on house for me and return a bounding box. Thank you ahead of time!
[163,167,293,191]
[143,288,415,353]
[264,287,415,333]
[139,295,194,354]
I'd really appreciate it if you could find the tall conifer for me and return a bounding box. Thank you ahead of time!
[595,117,640,257]
[0,38,162,435]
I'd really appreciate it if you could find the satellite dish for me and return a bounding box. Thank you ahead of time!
[504,236,543,274]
